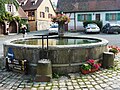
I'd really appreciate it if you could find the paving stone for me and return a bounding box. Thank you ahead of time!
[31,87,37,90]
[107,81,114,85]
[82,79,88,81]
[78,82,85,85]
[0,83,3,87]
[47,83,52,86]
[33,84,40,87]
[52,86,59,88]
[72,80,77,83]
[73,85,80,89]
[103,79,109,82]
[59,87,67,90]
[79,85,88,88]
[45,86,51,90]
[94,85,102,89]
[59,85,67,88]
[66,82,72,86]
[6,85,13,89]
[72,82,78,86]
[51,87,59,90]
[104,87,113,90]
[77,79,82,82]
[82,88,89,90]
[89,79,94,82]
[38,86,44,90]
[59,82,66,86]
[100,83,108,88]
[19,84,25,88]
[53,82,59,86]
[11,86,18,89]
[17,88,24,90]
[110,84,120,88]
[84,81,91,84]
[67,86,74,90]
[86,85,93,88]
[96,80,103,84]
[89,88,96,90]
[91,82,97,85]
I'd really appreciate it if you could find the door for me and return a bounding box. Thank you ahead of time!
[96,14,100,21]
[0,22,5,34]
[9,21,17,33]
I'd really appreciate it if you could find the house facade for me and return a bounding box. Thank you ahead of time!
[57,0,120,31]
[0,2,28,34]
[18,0,56,31]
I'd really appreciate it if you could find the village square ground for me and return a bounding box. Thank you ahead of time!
[0,31,120,90]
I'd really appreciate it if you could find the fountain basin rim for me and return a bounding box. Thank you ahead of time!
[4,36,109,49]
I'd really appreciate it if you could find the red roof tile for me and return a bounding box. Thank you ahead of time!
[57,0,120,12]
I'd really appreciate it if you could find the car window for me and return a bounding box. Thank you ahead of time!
[88,24,97,27]
[50,25,58,28]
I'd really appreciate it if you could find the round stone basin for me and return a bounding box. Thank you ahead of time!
[4,36,108,75]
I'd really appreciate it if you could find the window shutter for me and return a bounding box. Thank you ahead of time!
[77,14,81,21]
[117,13,120,20]
[106,13,109,21]
[88,14,92,20]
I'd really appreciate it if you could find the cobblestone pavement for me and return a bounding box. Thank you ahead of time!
[0,54,119,90]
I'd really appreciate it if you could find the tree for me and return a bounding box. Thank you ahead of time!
[0,0,19,22]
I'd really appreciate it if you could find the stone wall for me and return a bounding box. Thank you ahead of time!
[4,44,108,75]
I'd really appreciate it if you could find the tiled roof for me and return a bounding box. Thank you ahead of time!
[18,0,43,10]
[57,0,120,12]
[18,6,28,19]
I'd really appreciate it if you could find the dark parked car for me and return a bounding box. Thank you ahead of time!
[102,23,120,34]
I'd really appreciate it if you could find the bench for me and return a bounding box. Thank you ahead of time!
[6,57,28,74]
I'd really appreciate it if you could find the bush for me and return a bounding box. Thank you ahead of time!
[109,48,118,54]
[83,21,103,30]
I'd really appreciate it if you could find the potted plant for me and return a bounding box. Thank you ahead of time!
[81,59,101,74]
[109,47,118,55]
[51,13,70,37]
[81,63,91,74]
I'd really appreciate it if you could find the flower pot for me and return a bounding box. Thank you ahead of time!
[81,68,90,74]
[81,68,98,74]
[90,68,98,73]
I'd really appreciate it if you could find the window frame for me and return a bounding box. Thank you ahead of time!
[77,14,92,21]
[40,12,45,18]
[45,7,49,12]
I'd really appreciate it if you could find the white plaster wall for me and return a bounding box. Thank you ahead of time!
[67,11,120,31]
[36,0,56,30]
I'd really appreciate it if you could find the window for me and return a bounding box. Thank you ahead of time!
[40,12,45,18]
[48,14,52,18]
[21,2,24,6]
[28,11,35,16]
[106,13,120,21]
[28,11,35,20]
[96,14,100,21]
[32,2,35,5]
[77,14,92,21]
[7,4,12,12]
[45,7,49,12]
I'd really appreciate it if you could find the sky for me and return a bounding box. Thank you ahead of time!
[51,0,58,5]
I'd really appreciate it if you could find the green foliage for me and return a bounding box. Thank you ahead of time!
[109,48,118,54]
[19,19,29,33]
[83,20,103,30]
[81,63,91,70]
[0,0,19,22]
